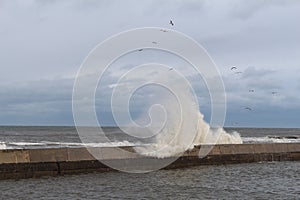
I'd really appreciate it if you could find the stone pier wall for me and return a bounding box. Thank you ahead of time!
[0,143,299,180]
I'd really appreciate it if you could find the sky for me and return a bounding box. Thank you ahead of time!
[0,0,300,127]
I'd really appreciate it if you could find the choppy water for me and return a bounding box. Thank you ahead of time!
[0,127,299,199]
[0,162,299,199]
[0,126,300,149]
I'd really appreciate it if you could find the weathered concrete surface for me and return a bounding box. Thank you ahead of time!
[67,147,95,161]
[0,149,30,164]
[0,143,299,180]
[29,148,68,163]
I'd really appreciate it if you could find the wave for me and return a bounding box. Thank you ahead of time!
[0,142,7,150]
[133,83,243,158]
[0,141,138,150]
[1,136,299,150]
[243,136,300,144]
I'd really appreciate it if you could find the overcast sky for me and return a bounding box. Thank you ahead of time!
[0,0,300,127]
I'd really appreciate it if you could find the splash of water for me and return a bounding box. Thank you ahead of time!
[0,142,7,150]
[134,83,242,158]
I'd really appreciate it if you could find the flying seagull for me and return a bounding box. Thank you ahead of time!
[170,20,174,26]
[245,107,252,111]
[168,67,173,71]
[138,49,143,51]
[231,66,237,70]
[249,89,254,92]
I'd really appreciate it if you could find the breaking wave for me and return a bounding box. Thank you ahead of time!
[133,83,242,158]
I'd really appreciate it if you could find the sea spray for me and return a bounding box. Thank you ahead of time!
[107,64,242,158]
[134,82,242,158]
[0,142,7,150]
[193,112,242,145]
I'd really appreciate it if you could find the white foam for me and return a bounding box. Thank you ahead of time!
[65,141,138,147]
[1,137,298,151]
[0,142,7,150]
[0,140,138,149]
[242,137,300,144]
[134,83,242,158]
[9,142,47,146]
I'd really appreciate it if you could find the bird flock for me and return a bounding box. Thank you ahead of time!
[135,20,279,127]
[230,65,278,101]
[229,65,279,126]
[136,19,175,52]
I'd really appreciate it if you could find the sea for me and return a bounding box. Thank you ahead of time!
[0,126,299,199]
[1,126,300,150]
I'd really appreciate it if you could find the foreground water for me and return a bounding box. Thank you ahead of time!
[1,126,300,149]
[0,127,299,199]
[0,162,299,199]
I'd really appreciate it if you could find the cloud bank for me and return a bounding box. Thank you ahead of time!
[0,0,300,127]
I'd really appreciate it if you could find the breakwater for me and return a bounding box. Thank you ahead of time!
[0,143,299,180]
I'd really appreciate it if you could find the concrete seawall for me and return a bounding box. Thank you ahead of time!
[0,143,299,180]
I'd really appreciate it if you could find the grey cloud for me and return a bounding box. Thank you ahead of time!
[0,82,74,125]
[222,66,299,114]
[227,0,297,20]
[0,78,73,104]
[1,0,300,127]
[242,66,275,79]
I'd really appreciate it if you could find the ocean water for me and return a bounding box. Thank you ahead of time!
[0,126,300,149]
[0,162,299,199]
[0,126,299,199]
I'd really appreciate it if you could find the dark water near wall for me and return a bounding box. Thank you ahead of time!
[0,162,299,199]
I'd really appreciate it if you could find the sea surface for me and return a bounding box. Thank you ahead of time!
[0,162,299,199]
[0,126,300,149]
[0,127,299,199]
